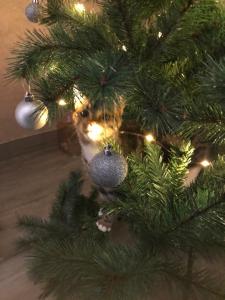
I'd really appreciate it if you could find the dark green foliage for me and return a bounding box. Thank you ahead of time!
[127,73,183,135]
[199,57,225,108]
[8,0,225,139]
[50,172,99,232]
[11,0,225,299]
[105,144,225,252]
[74,51,132,108]
[180,102,225,146]
[19,145,225,299]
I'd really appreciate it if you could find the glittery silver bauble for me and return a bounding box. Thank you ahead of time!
[15,93,48,130]
[89,146,128,188]
[25,1,40,23]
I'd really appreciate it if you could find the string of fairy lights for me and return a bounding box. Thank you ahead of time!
[87,124,211,168]
[18,1,212,169]
[58,90,212,169]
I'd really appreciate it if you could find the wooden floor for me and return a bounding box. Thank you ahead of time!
[0,145,82,300]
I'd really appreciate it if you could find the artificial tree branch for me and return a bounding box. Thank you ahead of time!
[152,0,196,54]
[42,1,113,49]
[10,0,225,299]
[115,0,134,49]
[166,267,225,299]
[31,74,80,106]
[53,76,80,101]
[167,195,225,235]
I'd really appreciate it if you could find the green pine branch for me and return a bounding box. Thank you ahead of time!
[180,103,225,146]
[199,56,225,108]
[11,1,225,298]
[22,234,225,300]
[18,149,225,299]
[104,144,225,252]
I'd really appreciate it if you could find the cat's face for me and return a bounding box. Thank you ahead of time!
[73,97,125,144]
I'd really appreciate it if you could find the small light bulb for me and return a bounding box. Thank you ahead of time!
[49,63,57,71]
[158,32,163,38]
[58,99,67,106]
[87,122,104,141]
[74,3,85,14]
[145,133,155,143]
[122,45,127,52]
[200,160,211,168]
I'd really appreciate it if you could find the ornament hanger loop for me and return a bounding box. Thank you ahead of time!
[24,91,34,102]
[104,144,112,156]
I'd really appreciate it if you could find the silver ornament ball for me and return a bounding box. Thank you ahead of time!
[25,2,39,23]
[89,147,128,188]
[15,94,48,130]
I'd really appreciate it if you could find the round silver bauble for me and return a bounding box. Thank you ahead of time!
[15,93,48,130]
[25,1,40,23]
[89,146,128,188]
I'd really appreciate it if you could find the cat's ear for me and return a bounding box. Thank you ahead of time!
[73,97,91,124]
[74,97,90,112]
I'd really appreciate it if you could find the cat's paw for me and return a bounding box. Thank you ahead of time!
[96,209,114,232]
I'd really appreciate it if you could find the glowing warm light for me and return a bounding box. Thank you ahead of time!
[200,160,211,168]
[74,3,86,14]
[158,32,163,38]
[58,99,67,106]
[87,122,104,141]
[145,133,155,143]
[49,63,57,71]
[122,45,127,52]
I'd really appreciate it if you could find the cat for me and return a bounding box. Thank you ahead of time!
[73,99,213,232]
[73,97,125,165]
[73,97,126,232]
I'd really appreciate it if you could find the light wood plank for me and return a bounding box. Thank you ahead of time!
[0,146,82,299]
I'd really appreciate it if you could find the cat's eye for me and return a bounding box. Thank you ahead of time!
[80,109,89,118]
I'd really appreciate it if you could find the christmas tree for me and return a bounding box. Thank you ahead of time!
[8,0,225,299]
